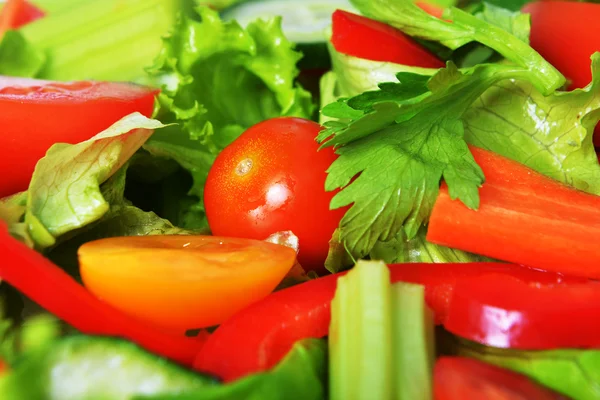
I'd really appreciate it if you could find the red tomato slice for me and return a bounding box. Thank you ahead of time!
[331,9,445,68]
[204,117,347,272]
[434,357,567,400]
[0,0,44,33]
[194,262,576,381]
[445,274,600,350]
[0,76,158,197]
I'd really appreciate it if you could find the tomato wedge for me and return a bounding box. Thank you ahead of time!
[331,9,444,68]
[0,77,158,197]
[79,235,297,332]
[434,357,567,400]
[445,274,600,350]
[194,262,574,381]
[0,0,44,34]
[427,146,600,279]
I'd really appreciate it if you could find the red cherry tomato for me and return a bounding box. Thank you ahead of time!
[434,357,566,400]
[0,76,158,197]
[204,117,346,272]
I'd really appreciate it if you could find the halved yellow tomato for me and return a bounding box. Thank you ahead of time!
[78,235,297,332]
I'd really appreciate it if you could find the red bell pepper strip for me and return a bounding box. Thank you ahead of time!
[434,357,567,400]
[416,2,445,19]
[0,223,204,366]
[427,146,600,279]
[331,9,445,68]
[194,262,573,381]
[0,0,44,34]
[446,274,600,350]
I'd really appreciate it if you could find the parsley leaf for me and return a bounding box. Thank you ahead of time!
[320,63,546,268]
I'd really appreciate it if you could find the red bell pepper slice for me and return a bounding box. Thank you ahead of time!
[445,274,600,350]
[194,262,573,381]
[0,223,204,366]
[0,0,44,34]
[434,357,567,400]
[331,9,445,68]
[427,146,600,279]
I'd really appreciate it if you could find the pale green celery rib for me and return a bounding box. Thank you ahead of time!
[392,283,435,400]
[330,260,393,400]
[20,0,178,81]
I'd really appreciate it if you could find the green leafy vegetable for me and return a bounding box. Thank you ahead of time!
[142,339,328,400]
[464,53,600,194]
[0,31,45,77]
[454,338,600,400]
[320,62,546,264]
[348,0,563,93]
[370,227,490,263]
[145,6,314,226]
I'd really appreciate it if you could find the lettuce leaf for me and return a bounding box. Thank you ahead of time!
[145,6,314,226]
[349,0,563,94]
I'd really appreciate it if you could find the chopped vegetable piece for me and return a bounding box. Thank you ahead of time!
[329,260,393,400]
[78,235,297,332]
[145,339,328,400]
[195,262,571,381]
[0,222,204,366]
[393,283,434,400]
[0,336,216,400]
[427,146,600,279]
[331,9,444,68]
[445,274,600,350]
[0,77,157,197]
[434,357,567,400]
[0,0,44,34]
[204,117,346,272]
[454,339,600,400]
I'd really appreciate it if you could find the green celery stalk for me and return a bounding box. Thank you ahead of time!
[329,260,393,400]
[392,283,435,400]
[19,0,179,82]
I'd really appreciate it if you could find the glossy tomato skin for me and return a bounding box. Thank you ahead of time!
[0,77,158,197]
[434,357,566,400]
[204,117,346,272]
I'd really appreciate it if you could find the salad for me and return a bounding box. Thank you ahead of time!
[0,0,599,398]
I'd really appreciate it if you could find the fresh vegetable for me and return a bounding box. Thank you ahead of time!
[0,77,157,198]
[434,357,566,400]
[331,9,444,68]
[523,1,598,91]
[79,235,297,332]
[0,113,178,250]
[0,0,44,34]
[454,337,600,400]
[195,262,571,380]
[445,274,600,350]
[0,336,216,400]
[393,282,435,400]
[222,0,357,70]
[1,0,178,81]
[144,339,328,400]
[204,117,345,271]
[427,146,600,279]
[329,260,393,400]
[145,6,314,230]
[329,260,435,400]
[0,221,204,366]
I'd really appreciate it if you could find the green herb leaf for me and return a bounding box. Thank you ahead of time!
[348,0,563,93]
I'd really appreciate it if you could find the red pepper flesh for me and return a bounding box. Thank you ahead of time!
[194,262,574,381]
[331,9,445,68]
